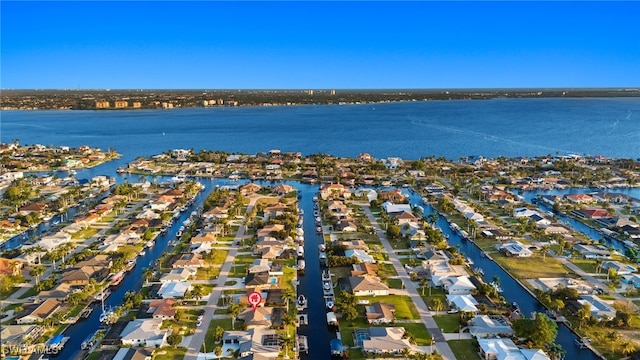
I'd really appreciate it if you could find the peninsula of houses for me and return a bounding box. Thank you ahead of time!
[1,146,640,360]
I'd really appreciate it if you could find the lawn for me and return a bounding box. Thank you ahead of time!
[433,314,461,332]
[448,339,480,360]
[201,318,233,352]
[377,263,397,278]
[385,278,404,289]
[400,322,432,345]
[153,347,187,360]
[493,253,569,279]
[570,259,599,274]
[357,295,420,320]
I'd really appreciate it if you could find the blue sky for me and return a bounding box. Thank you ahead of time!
[1,1,639,89]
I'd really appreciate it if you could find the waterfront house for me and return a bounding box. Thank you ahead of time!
[347,276,390,296]
[358,327,411,355]
[263,203,290,220]
[0,257,23,276]
[237,306,274,329]
[573,244,612,260]
[0,324,44,349]
[244,272,272,290]
[221,328,281,359]
[345,249,375,264]
[120,318,168,347]
[272,184,294,195]
[158,281,191,299]
[381,202,412,215]
[16,299,60,324]
[337,239,369,251]
[257,224,285,238]
[496,241,533,257]
[478,338,550,360]
[351,263,379,277]
[159,268,196,283]
[365,302,396,325]
[172,253,204,269]
[320,183,352,200]
[566,193,595,204]
[336,220,358,232]
[467,315,513,338]
[249,259,272,274]
[578,295,616,320]
[573,208,613,220]
[441,276,476,295]
[147,299,177,320]
[446,294,479,313]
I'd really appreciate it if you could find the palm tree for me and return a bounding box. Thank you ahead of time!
[281,313,295,337]
[9,260,22,276]
[431,298,443,316]
[227,302,241,330]
[621,341,635,357]
[191,284,204,301]
[48,249,63,270]
[31,265,45,285]
[606,330,620,354]
[142,267,153,284]
[420,278,428,296]
[401,347,412,359]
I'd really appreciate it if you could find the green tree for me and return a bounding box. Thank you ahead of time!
[431,298,443,316]
[228,302,241,329]
[513,313,557,348]
[31,265,45,285]
[167,333,183,348]
[386,224,401,239]
[214,325,225,341]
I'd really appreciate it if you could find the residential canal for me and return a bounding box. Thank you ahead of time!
[406,191,601,360]
[56,179,215,360]
[293,182,334,360]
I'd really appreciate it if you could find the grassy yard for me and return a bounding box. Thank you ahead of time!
[357,295,420,320]
[400,322,432,345]
[153,347,188,360]
[72,227,98,240]
[448,339,480,360]
[377,263,397,278]
[201,318,233,352]
[385,278,404,289]
[493,253,569,279]
[433,314,461,332]
[570,259,599,274]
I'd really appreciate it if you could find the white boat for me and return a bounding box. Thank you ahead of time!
[139,250,146,257]
[318,244,326,252]
[297,294,307,307]
[316,226,322,234]
[146,240,154,248]
[325,297,334,309]
[323,280,332,291]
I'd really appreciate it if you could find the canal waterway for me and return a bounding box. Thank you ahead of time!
[405,191,601,360]
[56,179,215,359]
[294,183,335,359]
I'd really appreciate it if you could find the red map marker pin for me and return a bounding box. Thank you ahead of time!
[248,291,262,311]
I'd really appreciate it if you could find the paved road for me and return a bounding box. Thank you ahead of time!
[184,197,256,360]
[362,206,457,360]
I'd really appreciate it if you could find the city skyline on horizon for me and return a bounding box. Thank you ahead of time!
[2,1,639,90]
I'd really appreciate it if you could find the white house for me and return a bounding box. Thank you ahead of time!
[446,294,479,313]
[345,249,375,264]
[120,318,168,347]
[467,315,514,339]
[158,281,191,299]
[496,241,533,257]
[381,202,412,215]
[478,338,550,360]
[441,276,476,295]
[578,295,616,321]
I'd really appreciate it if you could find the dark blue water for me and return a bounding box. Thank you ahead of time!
[2,98,639,161]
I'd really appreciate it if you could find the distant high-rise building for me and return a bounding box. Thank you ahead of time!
[114,101,128,108]
[132,102,142,108]
[203,100,209,107]
[95,101,110,108]
[330,89,336,96]
[308,90,314,95]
